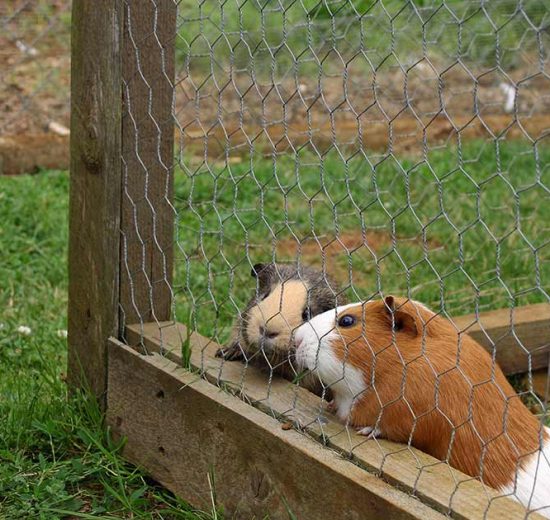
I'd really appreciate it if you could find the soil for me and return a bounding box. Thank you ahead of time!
[0,133,69,175]
[0,1,71,135]
[274,230,441,284]
[1,2,549,175]
[1,1,71,174]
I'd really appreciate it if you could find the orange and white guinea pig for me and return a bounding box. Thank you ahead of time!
[294,296,550,516]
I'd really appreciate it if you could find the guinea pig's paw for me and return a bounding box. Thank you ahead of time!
[356,426,381,439]
[216,342,244,361]
[325,399,337,413]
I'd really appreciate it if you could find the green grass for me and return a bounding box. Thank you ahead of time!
[1,139,549,517]
[0,172,216,519]
[176,0,548,76]
[174,139,550,345]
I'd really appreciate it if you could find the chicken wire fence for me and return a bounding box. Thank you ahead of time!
[1,1,71,135]
[120,0,550,516]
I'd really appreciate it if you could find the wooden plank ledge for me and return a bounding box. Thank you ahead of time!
[125,322,543,519]
[107,339,446,519]
[452,303,550,375]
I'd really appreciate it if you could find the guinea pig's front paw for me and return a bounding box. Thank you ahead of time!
[215,342,244,361]
[325,399,337,413]
[356,426,382,439]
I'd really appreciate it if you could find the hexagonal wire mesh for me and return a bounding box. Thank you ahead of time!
[122,0,550,517]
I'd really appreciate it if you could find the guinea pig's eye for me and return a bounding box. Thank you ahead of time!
[338,315,356,328]
[301,307,312,322]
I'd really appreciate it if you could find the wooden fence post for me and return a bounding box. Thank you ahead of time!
[119,0,176,329]
[67,1,123,405]
[68,0,176,402]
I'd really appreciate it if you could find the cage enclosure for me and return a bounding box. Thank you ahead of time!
[68,1,550,518]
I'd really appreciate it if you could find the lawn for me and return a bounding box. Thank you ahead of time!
[174,139,550,345]
[176,0,548,73]
[1,138,549,517]
[0,172,216,519]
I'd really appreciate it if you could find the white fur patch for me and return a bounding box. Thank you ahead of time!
[499,427,550,517]
[294,303,367,422]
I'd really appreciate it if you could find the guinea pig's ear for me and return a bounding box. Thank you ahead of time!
[251,263,266,278]
[384,296,418,336]
[251,263,273,289]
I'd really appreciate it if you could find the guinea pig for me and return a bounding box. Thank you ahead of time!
[294,296,550,516]
[216,262,345,395]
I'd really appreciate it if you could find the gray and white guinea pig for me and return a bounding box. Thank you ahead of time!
[294,297,550,517]
[216,262,346,395]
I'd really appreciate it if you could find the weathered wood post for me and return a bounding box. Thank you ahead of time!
[68,0,176,405]
[118,0,176,331]
[68,2,123,405]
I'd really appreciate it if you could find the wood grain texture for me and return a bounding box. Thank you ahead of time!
[119,0,176,327]
[67,1,122,404]
[107,340,447,520]
[452,303,550,375]
[531,366,550,403]
[125,322,541,520]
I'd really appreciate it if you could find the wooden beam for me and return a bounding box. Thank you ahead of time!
[125,322,540,520]
[532,367,550,402]
[452,303,550,375]
[107,340,448,520]
[0,134,69,176]
[119,0,176,327]
[67,1,122,404]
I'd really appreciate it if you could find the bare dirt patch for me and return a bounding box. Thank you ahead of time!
[180,113,550,162]
[274,230,440,283]
[1,1,71,135]
[1,1,70,174]
[2,2,550,175]
[176,60,550,161]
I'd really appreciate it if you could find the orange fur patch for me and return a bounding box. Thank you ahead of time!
[331,299,547,489]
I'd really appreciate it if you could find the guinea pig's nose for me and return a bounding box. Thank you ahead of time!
[260,326,279,340]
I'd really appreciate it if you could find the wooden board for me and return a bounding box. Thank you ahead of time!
[119,0,176,327]
[0,134,69,176]
[67,1,122,404]
[107,339,448,520]
[177,114,550,158]
[452,303,550,375]
[125,322,541,520]
[533,367,550,402]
